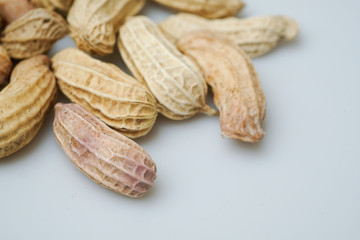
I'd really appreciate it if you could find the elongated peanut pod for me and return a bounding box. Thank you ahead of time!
[159,13,299,57]
[0,55,57,158]
[178,32,266,143]
[118,16,217,120]
[53,103,157,198]
[152,0,245,19]
[52,48,159,138]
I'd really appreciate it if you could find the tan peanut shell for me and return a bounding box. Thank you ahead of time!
[152,0,244,19]
[118,16,217,120]
[67,0,145,55]
[0,46,12,85]
[52,48,159,138]
[0,8,68,59]
[53,103,157,198]
[0,55,57,158]
[0,0,34,24]
[178,32,266,142]
[159,13,300,58]
[31,0,73,13]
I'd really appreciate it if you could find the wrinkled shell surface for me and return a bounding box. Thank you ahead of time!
[178,32,266,142]
[0,0,34,24]
[160,13,300,57]
[31,0,74,12]
[0,46,12,85]
[0,8,68,59]
[52,48,158,138]
[0,55,57,158]
[53,103,157,198]
[152,0,244,19]
[118,16,216,120]
[67,0,145,55]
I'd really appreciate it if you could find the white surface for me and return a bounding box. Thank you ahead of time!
[1,0,360,239]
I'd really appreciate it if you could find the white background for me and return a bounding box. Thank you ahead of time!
[1,0,360,239]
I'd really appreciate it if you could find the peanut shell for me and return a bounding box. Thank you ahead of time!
[0,8,68,59]
[159,13,299,57]
[0,0,34,24]
[152,0,244,19]
[118,16,217,120]
[178,32,266,142]
[31,0,73,13]
[0,45,12,85]
[53,103,157,198]
[52,48,159,138]
[67,0,145,55]
[0,55,57,158]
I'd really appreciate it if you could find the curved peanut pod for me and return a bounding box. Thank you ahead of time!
[31,0,73,13]
[152,0,244,19]
[0,8,68,59]
[67,0,145,55]
[0,55,57,158]
[52,48,158,138]
[0,46,12,85]
[53,103,157,198]
[159,13,299,58]
[178,32,266,142]
[118,16,217,120]
[0,0,34,24]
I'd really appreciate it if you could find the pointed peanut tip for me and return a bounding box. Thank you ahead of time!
[201,104,219,116]
[222,127,265,143]
[283,16,300,41]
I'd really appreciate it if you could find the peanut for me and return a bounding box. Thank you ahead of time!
[0,55,57,158]
[0,8,68,59]
[178,32,266,142]
[31,0,74,13]
[53,103,157,198]
[0,0,34,24]
[159,13,299,57]
[118,16,217,120]
[67,0,145,55]
[152,0,245,19]
[51,48,159,138]
[0,45,12,85]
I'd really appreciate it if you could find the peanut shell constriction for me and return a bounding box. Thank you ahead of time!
[0,55,57,158]
[52,48,159,138]
[160,13,299,57]
[152,0,245,19]
[0,8,68,59]
[118,16,217,120]
[53,103,157,198]
[67,0,145,55]
[178,32,266,142]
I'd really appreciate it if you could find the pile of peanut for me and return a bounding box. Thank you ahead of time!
[0,0,299,198]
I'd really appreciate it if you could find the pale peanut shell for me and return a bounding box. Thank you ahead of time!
[152,0,245,19]
[0,55,57,158]
[52,48,159,138]
[0,8,68,59]
[118,16,217,120]
[159,13,299,57]
[67,0,145,55]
